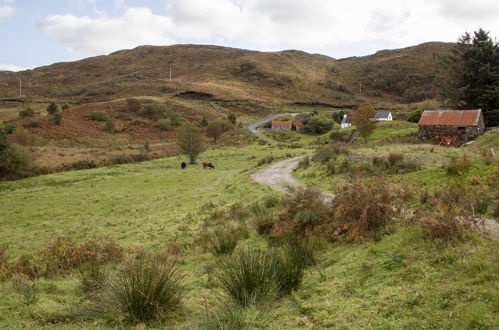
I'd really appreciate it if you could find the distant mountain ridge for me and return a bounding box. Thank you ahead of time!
[0,42,453,105]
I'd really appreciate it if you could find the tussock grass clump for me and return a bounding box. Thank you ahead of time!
[214,247,279,307]
[250,203,277,235]
[202,301,271,330]
[79,262,108,294]
[110,256,184,323]
[201,226,248,255]
[444,154,470,175]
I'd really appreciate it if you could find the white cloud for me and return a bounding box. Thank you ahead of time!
[0,64,34,71]
[37,0,499,58]
[0,5,14,20]
[3,0,15,3]
[38,7,175,55]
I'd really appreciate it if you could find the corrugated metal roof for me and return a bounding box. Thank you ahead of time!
[418,110,481,126]
[272,121,292,126]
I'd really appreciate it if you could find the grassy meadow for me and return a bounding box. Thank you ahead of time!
[0,122,498,329]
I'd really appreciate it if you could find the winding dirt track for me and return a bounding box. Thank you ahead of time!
[251,157,305,193]
[251,157,498,232]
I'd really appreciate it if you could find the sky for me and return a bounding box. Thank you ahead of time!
[0,0,498,71]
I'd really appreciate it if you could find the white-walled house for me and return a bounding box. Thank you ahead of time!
[375,111,393,121]
[340,115,352,128]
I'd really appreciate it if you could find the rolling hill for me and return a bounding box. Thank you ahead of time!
[0,42,453,105]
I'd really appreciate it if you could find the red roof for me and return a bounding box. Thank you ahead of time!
[418,110,482,127]
[272,121,292,127]
[294,122,303,126]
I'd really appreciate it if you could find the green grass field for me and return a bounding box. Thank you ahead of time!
[1,125,498,329]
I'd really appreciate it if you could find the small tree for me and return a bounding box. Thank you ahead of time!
[47,102,58,115]
[54,112,62,125]
[303,113,333,134]
[407,109,423,123]
[126,98,142,113]
[227,113,237,125]
[352,104,377,143]
[61,104,70,111]
[206,121,223,142]
[176,123,204,164]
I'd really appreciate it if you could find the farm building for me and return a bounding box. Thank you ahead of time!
[271,121,303,131]
[340,114,352,128]
[417,109,485,144]
[375,111,393,121]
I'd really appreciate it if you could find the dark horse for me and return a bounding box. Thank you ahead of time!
[181,162,187,170]
[203,162,215,169]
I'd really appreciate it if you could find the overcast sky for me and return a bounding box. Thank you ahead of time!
[0,0,498,71]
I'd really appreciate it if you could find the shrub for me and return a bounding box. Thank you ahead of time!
[214,247,279,307]
[29,120,39,128]
[303,113,333,134]
[199,117,208,127]
[126,98,142,112]
[47,102,58,115]
[326,160,336,175]
[227,113,237,125]
[201,226,245,255]
[105,119,116,133]
[275,186,331,238]
[297,156,310,169]
[5,123,16,134]
[407,109,423,123]
[54,112,62,126]
[388,153,404,167]
[10,127,39,146]
[155,118,173,131]
[19,108,34,118]
[444,154,470,175]
[111,256,184,323]
[312,143,348,164]
[141,104,168,120]
[257,155,274,166]
[129,118,149,126]
[89,111,110,122]
[42,237,124,276]
[61,104,70,111]
[262,195,279,208]
[0,143,31,179]
[417,209,480,242]
[332,181,396,241]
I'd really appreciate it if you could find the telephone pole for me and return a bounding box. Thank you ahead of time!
[19,79,22,98]
[169,66,172,81]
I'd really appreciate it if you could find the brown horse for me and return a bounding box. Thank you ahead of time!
[203,162,215,169]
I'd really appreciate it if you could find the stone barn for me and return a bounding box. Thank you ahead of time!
[418,109,485,144]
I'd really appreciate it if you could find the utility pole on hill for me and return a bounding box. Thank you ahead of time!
[19,79,22,98]
[169,66,172,81]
